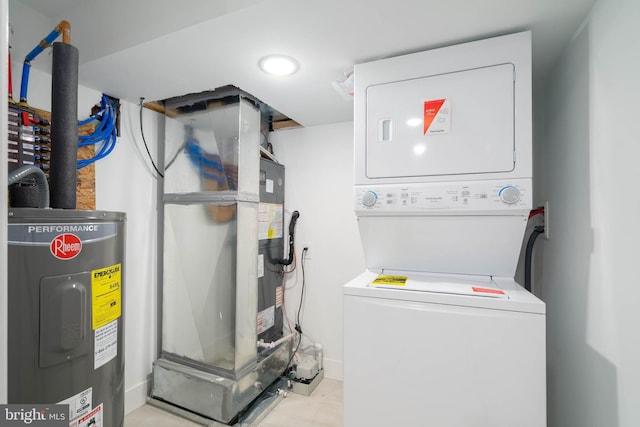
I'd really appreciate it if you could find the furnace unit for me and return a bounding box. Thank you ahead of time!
[151,87,291,425]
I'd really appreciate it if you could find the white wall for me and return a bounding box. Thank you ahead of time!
[540,0,640,425]
[95,102,159,413]
[270,122,366,380]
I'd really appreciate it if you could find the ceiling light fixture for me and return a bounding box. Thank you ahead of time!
[259,55,299,77]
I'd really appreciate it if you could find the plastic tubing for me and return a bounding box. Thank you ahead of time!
[7,165,50,208]
[78,131,117,168]
[79,97,116,144]
[257,333,295,350]
[19,21,70,103]
[77,95,118,168]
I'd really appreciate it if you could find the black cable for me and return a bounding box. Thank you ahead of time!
[165,141,186,170]
[525,226,545,293]
[286,332,302,371]
[296,247,308,330]
[286,247,308,371]
[139,97,163,178]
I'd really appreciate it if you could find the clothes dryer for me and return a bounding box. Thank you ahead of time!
[344,31,545,427]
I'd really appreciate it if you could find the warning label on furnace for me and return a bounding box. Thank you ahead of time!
[91,263,121,329]
[257,305,275,334]
[258,203,283,240]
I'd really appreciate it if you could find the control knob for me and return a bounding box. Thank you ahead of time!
[362,190,378,207]
[498,185,521,204]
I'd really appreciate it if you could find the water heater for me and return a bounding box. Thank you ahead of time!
[8,208,126,427]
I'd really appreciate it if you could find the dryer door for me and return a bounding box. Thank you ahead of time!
[365,63,515,179]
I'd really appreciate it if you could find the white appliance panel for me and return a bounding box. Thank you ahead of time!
[354,31,532,185]
[355,178,531,215]
[343,272,546,427]
[357,214,527,277]
[366,63,515,179]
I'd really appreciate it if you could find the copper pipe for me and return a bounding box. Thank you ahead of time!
[58,20,71,44]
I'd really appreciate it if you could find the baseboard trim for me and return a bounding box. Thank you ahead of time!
[125,378,150,415]
[322,358,343,381]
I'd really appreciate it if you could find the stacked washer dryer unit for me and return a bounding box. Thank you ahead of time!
[343,32,546,427]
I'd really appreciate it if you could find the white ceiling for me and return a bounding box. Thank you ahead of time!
[10,0,596,127]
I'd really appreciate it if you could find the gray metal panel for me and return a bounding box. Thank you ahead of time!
[151,340,291,424]
[8,208,126,427]
[258,158,284,343]
[39,272,91,368]
[259,159,284,203]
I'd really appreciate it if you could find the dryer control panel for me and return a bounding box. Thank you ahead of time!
[355,179,530,215]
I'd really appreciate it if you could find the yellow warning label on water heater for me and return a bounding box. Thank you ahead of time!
[371,275,409,286]
[91,263,122,329]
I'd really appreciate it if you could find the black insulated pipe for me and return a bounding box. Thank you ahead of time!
[524,226,545,293]
[50,42,79,209]
[280,211,300,266]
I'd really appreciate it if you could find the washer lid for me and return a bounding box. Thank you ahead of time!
[344,270,545,314]
[369,273,508,299]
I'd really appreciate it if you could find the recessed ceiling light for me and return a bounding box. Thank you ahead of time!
[259,55,299,77]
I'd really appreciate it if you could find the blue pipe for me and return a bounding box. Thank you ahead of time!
[19,23,68,103]
[19,62,31,102]
[77,95,118,168]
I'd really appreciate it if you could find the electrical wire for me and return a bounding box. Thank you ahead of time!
[286,329,302,370]
[284,247,310,369]
[296,247,308,330]
[529,207,545,219]
[281,268,301,365]
[165,142,186,170]
[139,97,163,178]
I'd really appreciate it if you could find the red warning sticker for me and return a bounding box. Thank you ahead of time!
[423,98,451,135]
[472,287,505,295]
[50,233,82,260]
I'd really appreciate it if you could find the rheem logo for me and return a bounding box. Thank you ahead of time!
[50,233,82,260]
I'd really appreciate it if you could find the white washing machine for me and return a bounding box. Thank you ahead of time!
[344,272,546,427]
[344,31,546,427]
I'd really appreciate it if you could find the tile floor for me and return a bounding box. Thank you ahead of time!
[124,378,343,427]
